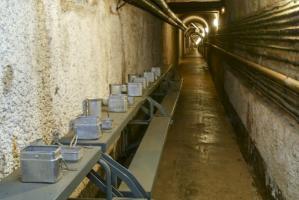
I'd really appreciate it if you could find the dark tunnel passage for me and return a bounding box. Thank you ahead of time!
[0,1,298,200]
[156,1,299,199]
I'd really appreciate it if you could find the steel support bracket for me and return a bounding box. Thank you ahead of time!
[146,97,168,117]
[87,153,149,199]
[130,97,168,125]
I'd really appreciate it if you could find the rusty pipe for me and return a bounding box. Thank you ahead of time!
[125,0,184,30]
[151,0,187,30]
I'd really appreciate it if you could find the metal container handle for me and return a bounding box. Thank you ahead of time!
[70,135,78,148]
[83,99,88,116]
[61,157,78,171]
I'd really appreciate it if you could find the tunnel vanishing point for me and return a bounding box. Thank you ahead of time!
[0,0,298,200]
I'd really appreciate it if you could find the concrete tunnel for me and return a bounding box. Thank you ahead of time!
[0,0,298,200]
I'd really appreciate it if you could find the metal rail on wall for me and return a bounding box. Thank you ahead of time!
[123,0,187,30]
[151,0,188,30]
[209,0,299,68]
[208,44,299,93]
[207,43,299,121]
[206,0,299,121]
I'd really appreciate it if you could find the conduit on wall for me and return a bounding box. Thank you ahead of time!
[124,0,187,31]
[208,43,299,121]
[151,0,188,30]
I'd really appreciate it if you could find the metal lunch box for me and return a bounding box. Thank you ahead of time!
[102,118,113,130]
[108,94,128,113]
[133,77,148,89]
[144,71,155,83]
[128,82,143,97]
[110,84,127,95]
[83,98,102,118]
[61,146,83,162]
[73,115,102,140]
[121,84,128,93]
[151,67,161,79]
[128,96,135,106]
[20,145,62,183]
[128,74,138,82]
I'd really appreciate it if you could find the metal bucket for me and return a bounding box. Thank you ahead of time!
[83,98,102,118]
[20,145,62,183]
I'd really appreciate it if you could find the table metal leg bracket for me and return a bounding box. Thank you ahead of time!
[87,154,149,199]
[101,153,149,199]
[130,97,168,125]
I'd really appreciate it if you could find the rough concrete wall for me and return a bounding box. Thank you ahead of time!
[210,1,299,199]
[0,0,163,179]
[224,70,299,200]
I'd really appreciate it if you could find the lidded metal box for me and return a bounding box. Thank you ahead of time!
[83,98,102,118]
[128,74,138,82]
[102,118,113,130]
[110,84,127,95]
[128,96,135,106]
[108,94,128,113]
[73,115,102,140]
[128,82,143,97]
[121,84,128,93]
[61,146,82,162]
[151,67,161,79]
[20,145,62,183]
[133,77,148,89]
[110,84,122,95]
[144,71,155,83]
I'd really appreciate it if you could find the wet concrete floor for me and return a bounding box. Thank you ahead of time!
[152,57,262,200]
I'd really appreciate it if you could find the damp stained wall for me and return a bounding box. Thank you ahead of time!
[0,0,163,179]
[210,0,299,199]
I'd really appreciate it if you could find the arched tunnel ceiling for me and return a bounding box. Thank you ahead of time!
[182,15,209,29]
[166,0,224,13]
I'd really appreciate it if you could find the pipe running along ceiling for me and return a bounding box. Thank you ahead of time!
[124,0,187,31]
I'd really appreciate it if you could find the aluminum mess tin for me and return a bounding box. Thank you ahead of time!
[73,115,102,140]
[102,118,113,130]
[61,146,83,162]
[20,145,62,183]
[83,98,102,118]
[151,67,161,79]
[128,96,135,106]
[144,71,155,83]
[121,84,128,93]
[128,74,138,82]
[133,77,148,89]
[110,84,127,95]
[108,94,128,113]
[128,82,143,97]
